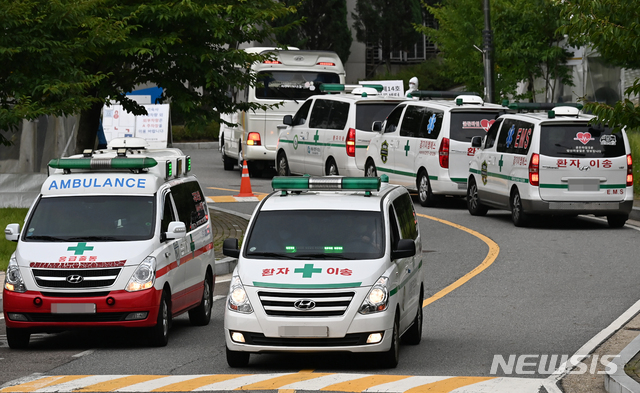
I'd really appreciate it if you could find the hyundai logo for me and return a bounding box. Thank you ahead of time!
[293,55,304,61]
[66,275,84,284]
[294,299,316,310]
[579,166,590,171]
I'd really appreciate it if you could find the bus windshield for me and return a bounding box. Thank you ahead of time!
[255,71,341,100]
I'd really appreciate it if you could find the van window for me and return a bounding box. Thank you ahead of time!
[384,105,405,133]
[450,111,503,142]
[171,181,208,231]
[255,71,341,100]
[392,193,418,240]
[160,194,176,233]
[497,119,534,155]
[355,103,398,131]
[309,99,332,129]
[400,105,422,137]
[484,118,503,149]
[539,124,626,158]
[418,108,444,139]
[292,100,312,126]
[327,101,350,130]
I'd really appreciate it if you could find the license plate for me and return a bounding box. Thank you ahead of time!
[51,303,96,314]
[278,326,328,338]
[568,178,599,192]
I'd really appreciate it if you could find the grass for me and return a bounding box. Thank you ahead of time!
[0,208,29,271]
[627,129,640,199]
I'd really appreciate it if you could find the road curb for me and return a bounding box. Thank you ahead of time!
[605,333,640,393]
[630,207,640,222]
[171,141,218,149]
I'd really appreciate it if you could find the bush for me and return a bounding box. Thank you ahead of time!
[171,121,219,142]
[0,208,29,271]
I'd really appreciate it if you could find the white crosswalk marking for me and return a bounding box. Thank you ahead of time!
[193,373,287,391]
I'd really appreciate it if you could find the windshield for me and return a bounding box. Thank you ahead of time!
[245,210,384,260]
[255,71,341,100]
[355,103,400,131]
[450,111,504,142]
[539,124,626,158]
[23,195,156,242]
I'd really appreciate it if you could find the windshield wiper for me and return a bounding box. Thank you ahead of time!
[24,235,67,241]
[248,252,299,259]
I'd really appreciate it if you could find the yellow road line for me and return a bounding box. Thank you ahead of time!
[207,186,268,195]
[77,375,162,392]
[321,375,411,391]
[153,375,247,392]
[0,375,88,392]
[237,372,331,390]
[417,214,500,308]
[405,376,495,392]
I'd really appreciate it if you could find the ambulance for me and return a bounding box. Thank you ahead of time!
[222,176,424,368]
[3,138,215,348]
[467,104,634,227]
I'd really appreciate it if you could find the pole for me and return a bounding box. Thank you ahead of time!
[483,0,495,103]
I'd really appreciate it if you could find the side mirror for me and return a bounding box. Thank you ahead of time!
[223,238,240,258]
[283,115,293,126]
[5,224,20,242]
[372,121,382,132]
[391,239,416,260]
[471,136,483,148]
[165,221,186,240]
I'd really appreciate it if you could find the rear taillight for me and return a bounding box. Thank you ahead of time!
[627,154,633,186]
[346,128,356,157]
[317,62,335,66]
[529,153,539,186]
[247,132,261,146]
[438,137,449,168]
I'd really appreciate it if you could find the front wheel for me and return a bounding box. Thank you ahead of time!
[189,272,213,326]
[6,327,30,349]
[607,214,628,228]
[277,152,290,176]
[226,346,250,367]
[365,160,377,177]
[402,293,423,345]
[417,171,437,207]
[467,179,488,216]
[380,314,400,368]
[510,189,529,227]
[149,290,170,347]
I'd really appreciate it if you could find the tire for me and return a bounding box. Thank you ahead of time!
[417,171,437,207]
[380,314,400,368]
[226,346,250,367]
[149,290,170,347]
[222,143,235,171]
[402,292,423,345]
[247,161,263,178]
[189,272,213,326]
[510,189,529,227]
[325,158,339,176]
[277,152,290,176]
[607,214,628,228]
[6,327,30,349]
[467,178,488,216]
[365,160,377,177]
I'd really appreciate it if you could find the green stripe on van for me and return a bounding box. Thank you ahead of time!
[469,168,528,183]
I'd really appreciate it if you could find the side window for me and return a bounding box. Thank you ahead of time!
[400,105,422,137]
[309,99,331,129]
[292,100,312,126]
[171,181,208,232]
[418,109,444,140]
[484,118,503,149]
[497,119,517,153]
[160,193,176,233]
[497,120,534,154]
[392,193,418,240]
[327,101,350,130]
[384,105,404,134]
[388,206,400,250]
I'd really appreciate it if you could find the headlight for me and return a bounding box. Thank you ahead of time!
[359,276,389,314]
[125,256,156,292]
[227,276,253,314]
[5,255,26,293]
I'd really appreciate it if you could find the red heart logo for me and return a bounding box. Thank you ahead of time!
[480,119,495,132]
[575,132,593,145]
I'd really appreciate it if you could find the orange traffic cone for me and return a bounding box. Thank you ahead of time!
[235,160,255,197]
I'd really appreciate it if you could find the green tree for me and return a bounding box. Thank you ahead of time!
[0,0,295,150]
[270,0,352,64]
[352,0,423,76]
[559,0,640,132]
[420,0,572,102]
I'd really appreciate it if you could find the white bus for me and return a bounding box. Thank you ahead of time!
[219,48,346,177]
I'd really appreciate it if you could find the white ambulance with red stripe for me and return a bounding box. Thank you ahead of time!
[3,138,215,348]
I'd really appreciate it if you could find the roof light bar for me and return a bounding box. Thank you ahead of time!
[48,157,158,170]
[272,176,381,191]
[508,102,583,111]
[186,156,191,172]
[412,91,479,99]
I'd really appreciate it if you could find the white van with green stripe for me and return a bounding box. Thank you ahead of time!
[221,176,424,368]
[276,84,407,177]
[361,93,505,207]
[467,104,634,227]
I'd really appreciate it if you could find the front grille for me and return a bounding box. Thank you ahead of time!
[32,268,121,289]
[40,291,110,298]
[241,332,369,347]
[23,312,130,323]
[257,291,355,317]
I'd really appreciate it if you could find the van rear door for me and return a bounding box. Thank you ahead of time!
[538,123,628,201]
[354,102,402,170]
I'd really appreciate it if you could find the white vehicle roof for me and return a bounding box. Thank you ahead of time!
[499,105,595,125]
[406,94,506,111]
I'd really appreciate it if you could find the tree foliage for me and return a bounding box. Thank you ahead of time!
[352,0,423,76]
[420,0,572,103]
[270,0,352,64]
[559,0,640,131]
[0,0,296,151]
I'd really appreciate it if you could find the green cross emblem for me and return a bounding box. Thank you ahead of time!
[294,263,322,278]
[67,242,94,255]
[404,140,411,156]
[313,130,320,143]
[498,154,504,172]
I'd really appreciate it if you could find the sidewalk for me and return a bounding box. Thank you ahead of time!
[208,205,250,276]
